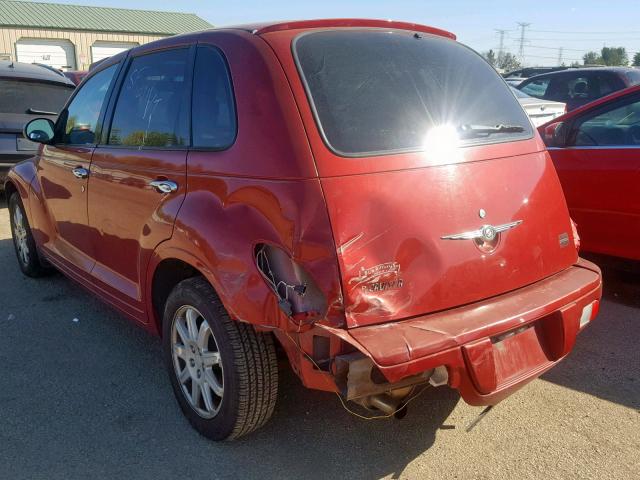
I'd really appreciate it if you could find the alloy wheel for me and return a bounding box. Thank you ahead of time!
[171,305,224,419]
[12,205,29,266]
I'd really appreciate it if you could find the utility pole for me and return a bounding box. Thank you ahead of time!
[495,29,507,63]
[557,47,564,65]
[517,22,531,64]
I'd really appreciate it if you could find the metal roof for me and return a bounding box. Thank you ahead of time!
[0,0,212,35]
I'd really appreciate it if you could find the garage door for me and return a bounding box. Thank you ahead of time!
[16,39,76,70]
[91,41,138,63]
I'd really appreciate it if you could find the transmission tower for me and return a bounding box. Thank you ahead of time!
[517,22,531,64]
[495,29,507,62]
[557,47,564,65]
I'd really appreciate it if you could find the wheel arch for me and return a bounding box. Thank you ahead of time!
[145,245,232,337]
[3,178,18,200]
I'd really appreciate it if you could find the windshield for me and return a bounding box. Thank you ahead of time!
[294,30,533,156]
[0,79,74,115]
[511,86,530,99]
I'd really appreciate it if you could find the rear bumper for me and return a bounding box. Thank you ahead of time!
[323,258,602,406]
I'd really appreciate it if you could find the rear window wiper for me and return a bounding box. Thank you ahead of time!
[457,124,526,138]
[27,108,58,115]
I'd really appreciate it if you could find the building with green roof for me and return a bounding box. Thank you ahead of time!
[0,0,212,70]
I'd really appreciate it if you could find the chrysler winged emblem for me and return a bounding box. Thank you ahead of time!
[441,220,523,242]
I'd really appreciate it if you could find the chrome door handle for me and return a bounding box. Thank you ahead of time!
[150,179,178,194]
[72,167,89,179]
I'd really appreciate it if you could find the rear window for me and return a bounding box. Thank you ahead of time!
[294,30,532,156]
[0,79,73,115]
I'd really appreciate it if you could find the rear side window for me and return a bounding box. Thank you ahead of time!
[295,30,532,156]
[625,70,640,85]
[520,78,550,98]
[0,79,73,115]
[108,48,190,148]
[191,45,236,149]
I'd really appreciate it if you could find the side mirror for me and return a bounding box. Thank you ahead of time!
[24,118,55,144]
[541,122,569,147]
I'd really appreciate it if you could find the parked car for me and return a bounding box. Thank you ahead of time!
[539,84,640,260]
[505,76,526,87]
[0,60,75,190]
[5,19,602,441]
[517,67,640,111]
[511,86,566,126]
[63,70,88,86]
[504,66,569,79]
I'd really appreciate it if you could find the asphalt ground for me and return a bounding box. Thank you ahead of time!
[0,195,638,480]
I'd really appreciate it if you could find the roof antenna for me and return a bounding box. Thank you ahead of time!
[9,61,14,68]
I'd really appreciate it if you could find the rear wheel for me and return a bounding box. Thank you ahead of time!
[162,277,278,440]
[8,193,50,277]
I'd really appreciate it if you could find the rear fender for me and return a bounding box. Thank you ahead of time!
[145,178,344,336]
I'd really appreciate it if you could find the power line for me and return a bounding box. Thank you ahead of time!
[529,29,640,34]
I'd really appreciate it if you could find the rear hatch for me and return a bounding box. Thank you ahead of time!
[292,29,578,327]
[518,97,566,127]
[0,77,72,162]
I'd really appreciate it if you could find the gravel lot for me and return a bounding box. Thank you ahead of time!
[0,195,638,480]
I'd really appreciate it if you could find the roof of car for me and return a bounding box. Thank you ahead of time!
[525,66,637,81]
[224,19,456,39]
[0,60,75,86]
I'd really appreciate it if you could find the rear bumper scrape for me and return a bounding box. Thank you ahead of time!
[318,260,602,406]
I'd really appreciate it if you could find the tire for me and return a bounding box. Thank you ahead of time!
[162,277,278,441]
[8,193,51,277]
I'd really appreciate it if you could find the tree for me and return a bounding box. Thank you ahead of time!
[497,53,521,72]
[601,47,628,66]
[570,61,581,67]
[633,52,640,67]
[483,49,497,67]
[583,51,603,65]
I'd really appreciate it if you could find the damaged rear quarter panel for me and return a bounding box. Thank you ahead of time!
[159,29,344,330]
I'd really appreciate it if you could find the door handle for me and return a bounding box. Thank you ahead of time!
[150,179,178,194]
[72,167,89,179]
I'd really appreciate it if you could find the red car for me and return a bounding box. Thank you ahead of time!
[5,19,601,441]
[540,84,640,260]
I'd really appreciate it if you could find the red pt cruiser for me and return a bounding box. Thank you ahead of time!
[5,19,602,440]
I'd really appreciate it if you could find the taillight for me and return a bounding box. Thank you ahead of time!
[570,218,581,251]
[255,244,327,329]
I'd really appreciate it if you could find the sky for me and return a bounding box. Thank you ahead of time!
[36,0,640,66]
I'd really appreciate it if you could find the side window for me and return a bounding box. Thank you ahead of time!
[108,48,190,148]
[574,97,640,146]
[544,77,571,102]
[60,64,117,145]
[192,45,236,149]
[596,73,624,97]
[567,76,591,100]
[520,77,550,98]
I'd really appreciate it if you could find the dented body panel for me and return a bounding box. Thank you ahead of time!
[5,19,603,415]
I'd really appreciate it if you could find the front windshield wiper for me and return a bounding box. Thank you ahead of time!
[457,124,526,138]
